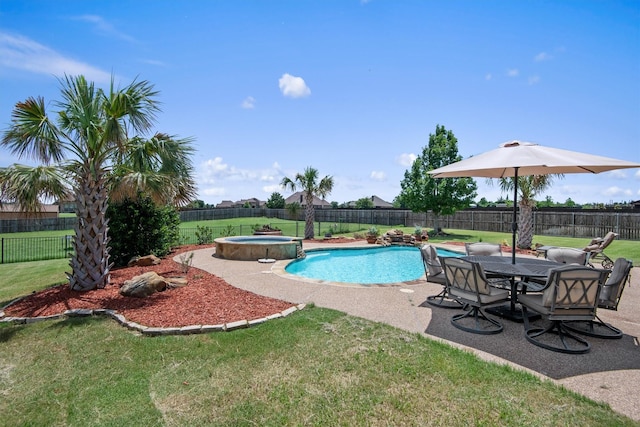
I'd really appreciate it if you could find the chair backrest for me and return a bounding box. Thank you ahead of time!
[420,244,443,277]
[584,231,618,253]
[540,265,608,319]
[546,247,589,265]
[598,258,633,310]
[465,242,502,256]
[441,257,492,297]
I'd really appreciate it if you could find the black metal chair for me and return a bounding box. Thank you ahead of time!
[420,245,461,309]
[518,265,608,354]
[564,258,633,339]
[441,257,510,335]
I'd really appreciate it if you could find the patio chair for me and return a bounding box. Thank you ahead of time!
[546,247,589,265]
[420,245,461,309]
[441,257,510,335]
[525,248,590,291]
[564,258,633,339]
[464,242,502,256]
[583,231,617,269]
[517,265,608,354]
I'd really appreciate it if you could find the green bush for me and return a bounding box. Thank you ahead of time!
[195,225,214,245]
[106,196,181,267]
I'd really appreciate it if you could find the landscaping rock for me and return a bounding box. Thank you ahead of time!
[127,255,161,267]
[120,271,168,297]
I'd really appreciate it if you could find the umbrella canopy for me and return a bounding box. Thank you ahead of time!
[429,140,640,263]
[428,141,640,178]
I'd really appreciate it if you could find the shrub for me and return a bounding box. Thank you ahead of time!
[106,195,181,267]
[195,225,214,244]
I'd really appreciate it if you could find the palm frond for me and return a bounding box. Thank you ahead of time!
[1,97,65,163]
[0,164,69,212]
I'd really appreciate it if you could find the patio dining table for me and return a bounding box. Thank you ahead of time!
[461,255,564,322]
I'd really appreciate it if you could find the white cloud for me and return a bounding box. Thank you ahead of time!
[370,170,386,181]
[506,68,519,77]
[634,170,640,179]
[528,75,540,85]
[71,15,136,43]
[609,170,628,179]
[202,187,226,197]
[397,153,416,167]
[534,52,552,62]
[278,73,311,98]
[0,32,111,82]
[602,186,633,197]
[241,96,256,109]
[262,184,281,193]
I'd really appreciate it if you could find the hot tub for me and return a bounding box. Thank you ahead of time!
[214,236,303,261]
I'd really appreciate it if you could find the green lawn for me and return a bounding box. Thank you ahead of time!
[1,220,638,425]
[1,308,634,426]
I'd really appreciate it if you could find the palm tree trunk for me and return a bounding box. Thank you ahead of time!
[304,192,315,239]
[517,202,535,249]
[68,172,112,291]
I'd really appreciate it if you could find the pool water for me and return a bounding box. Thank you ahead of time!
[285,246,461,285]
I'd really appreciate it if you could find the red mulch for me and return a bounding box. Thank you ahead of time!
[3,244,295,328]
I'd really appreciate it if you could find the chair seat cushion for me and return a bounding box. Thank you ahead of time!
[426,272,447,285]
[518,294,596,320]
[450,286,508,304]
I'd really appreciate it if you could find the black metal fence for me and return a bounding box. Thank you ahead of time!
[2,207,638,264]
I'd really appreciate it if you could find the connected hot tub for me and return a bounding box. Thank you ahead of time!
[214,236,303,261]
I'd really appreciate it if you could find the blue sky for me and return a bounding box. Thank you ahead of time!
[1,0,639,206]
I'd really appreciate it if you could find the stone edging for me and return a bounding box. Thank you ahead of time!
[0,303,306,336]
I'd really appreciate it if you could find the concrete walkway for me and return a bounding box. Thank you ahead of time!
[189,241,640,422]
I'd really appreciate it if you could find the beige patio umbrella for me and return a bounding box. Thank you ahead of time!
[428,140,640,263]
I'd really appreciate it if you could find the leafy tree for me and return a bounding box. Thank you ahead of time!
[354,197,374,209]
[186,199,206,209]
[564,197,577,208]
[266,192,286,208]
[106,195,180,267]
[281,167,334,239]
[0,75,195,291]
[477,197,490,207]
[399,125,477,232]
[496,175,559,249]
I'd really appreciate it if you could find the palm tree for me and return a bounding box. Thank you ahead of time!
[497,175,560,249]
[0,75,195,291]
[281,167,333,239]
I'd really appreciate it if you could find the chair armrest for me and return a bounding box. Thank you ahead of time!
[487,277,511,290]
[519,280,546,292]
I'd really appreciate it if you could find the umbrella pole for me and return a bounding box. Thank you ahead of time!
[512,168,519,264]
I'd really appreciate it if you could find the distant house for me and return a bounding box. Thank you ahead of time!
[284,191,331,208]
[215,198,265,208]
[57,194,77,213]
[370,195,393,208]
[631,200,640,210]
[0,203,59,219]
[347,195,393,208]
[215,200,234,208]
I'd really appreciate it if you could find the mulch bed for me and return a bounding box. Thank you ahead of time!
[2,244,295,328]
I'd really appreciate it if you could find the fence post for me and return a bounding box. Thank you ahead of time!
[1,238,3,264]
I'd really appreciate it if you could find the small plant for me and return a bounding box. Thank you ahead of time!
[220,225,236,237]
[178,251,194,274]
[367,226,379,237]
[195,225,214,245]
[414,226,422,237]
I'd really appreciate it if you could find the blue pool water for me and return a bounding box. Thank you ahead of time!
[285,246,462,285]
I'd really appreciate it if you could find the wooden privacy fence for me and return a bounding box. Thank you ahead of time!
[1,208,638,240]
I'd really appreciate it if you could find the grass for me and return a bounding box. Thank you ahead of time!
[1,308,635,426]
[1,220,638,425]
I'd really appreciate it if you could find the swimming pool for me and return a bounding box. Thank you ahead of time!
[284,246,462,285]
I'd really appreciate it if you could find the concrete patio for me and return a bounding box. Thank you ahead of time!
[189,240,640,422]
